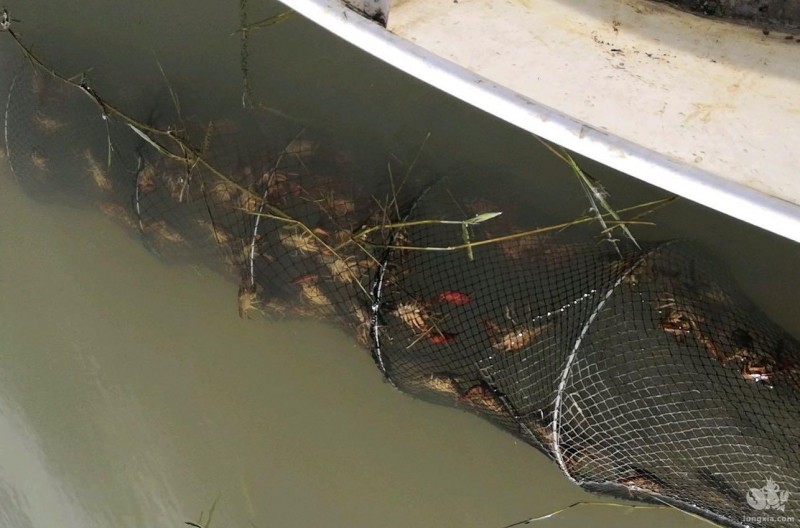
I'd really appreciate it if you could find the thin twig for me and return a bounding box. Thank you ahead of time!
[386,132,431,220]
[238,0,253,107]
[499,500,664,527]
[233,9,295,34]
[536,137,643,253]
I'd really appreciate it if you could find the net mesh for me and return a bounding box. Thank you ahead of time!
[4,31,800,528]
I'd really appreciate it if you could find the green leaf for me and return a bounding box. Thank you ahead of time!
[465,211,503,225]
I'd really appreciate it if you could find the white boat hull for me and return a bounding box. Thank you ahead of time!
[277,0,800,242]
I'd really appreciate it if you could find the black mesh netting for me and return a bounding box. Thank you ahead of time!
[4,40,800,528]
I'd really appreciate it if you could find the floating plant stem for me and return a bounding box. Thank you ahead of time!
[536,137,645,254]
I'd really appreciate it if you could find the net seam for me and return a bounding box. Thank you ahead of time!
[551,249,656,483]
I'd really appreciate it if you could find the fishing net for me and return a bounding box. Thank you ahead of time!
[3,25,800,528]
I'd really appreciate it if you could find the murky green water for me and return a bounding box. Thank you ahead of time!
[1,1,798,528]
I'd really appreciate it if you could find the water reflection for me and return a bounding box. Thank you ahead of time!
[0,1,797,528]
[0,395,96,528]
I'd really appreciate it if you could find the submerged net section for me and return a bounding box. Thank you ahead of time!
[372,188,800,526]
[4,32,800,528]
